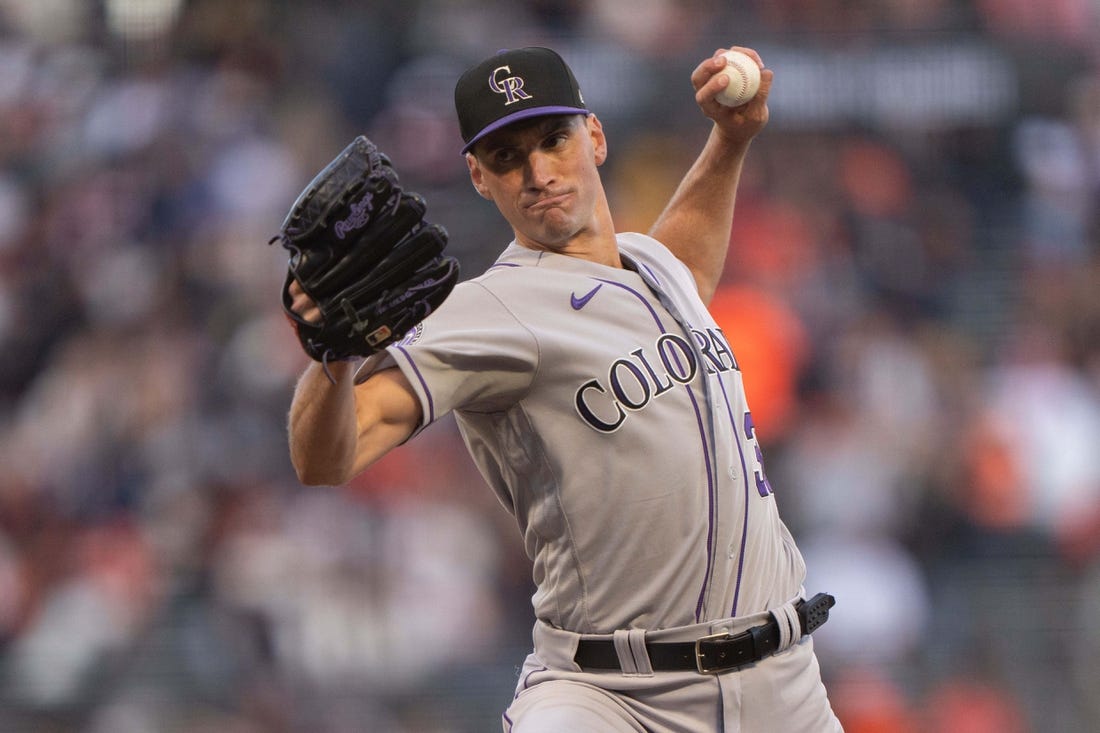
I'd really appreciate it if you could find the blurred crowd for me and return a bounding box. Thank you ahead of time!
[0,1,1098,731]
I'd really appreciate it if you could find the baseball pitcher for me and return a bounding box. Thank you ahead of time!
[278,45,842,732]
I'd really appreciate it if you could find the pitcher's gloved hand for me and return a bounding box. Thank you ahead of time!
[271,135,459,366]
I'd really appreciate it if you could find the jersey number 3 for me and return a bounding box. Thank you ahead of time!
[743,412,774,498]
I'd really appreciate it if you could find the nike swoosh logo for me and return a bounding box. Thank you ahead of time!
[570,284,603,310]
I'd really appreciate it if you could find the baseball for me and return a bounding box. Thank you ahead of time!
[715,50,761,108]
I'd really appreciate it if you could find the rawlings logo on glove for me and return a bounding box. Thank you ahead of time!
[270,136,459,371]
[334,189,398,240]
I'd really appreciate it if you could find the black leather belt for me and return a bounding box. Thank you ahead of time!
[573,592,835,674]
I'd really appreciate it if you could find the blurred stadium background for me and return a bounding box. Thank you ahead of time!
[0,0,1098,731]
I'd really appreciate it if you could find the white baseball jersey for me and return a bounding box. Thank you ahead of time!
[358,232,806,634]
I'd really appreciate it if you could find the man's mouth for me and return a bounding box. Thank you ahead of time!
[527,192,571,211]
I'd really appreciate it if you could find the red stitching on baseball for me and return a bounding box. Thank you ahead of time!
[729,63,748,92]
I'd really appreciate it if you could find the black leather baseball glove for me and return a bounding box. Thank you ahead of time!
[272,136,459,367]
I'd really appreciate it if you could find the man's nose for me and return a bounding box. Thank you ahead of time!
[525,150,555,188]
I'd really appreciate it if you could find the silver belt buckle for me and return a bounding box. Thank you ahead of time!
[694,630,732,674]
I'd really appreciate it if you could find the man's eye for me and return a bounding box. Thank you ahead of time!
[494,149,517,164]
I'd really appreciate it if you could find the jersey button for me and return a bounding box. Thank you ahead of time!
[727,466,736,479]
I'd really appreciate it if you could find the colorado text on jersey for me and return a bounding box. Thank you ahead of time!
[573,327,739,433]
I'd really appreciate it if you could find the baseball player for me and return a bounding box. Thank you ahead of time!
[286,46,842,732]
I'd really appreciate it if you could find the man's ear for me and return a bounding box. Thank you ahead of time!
[587,114,608,166]
[466,153,492,199]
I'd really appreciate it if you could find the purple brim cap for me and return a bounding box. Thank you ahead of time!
[455,47,589,155]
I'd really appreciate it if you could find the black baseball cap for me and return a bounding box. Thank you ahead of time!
[454,47,589,154]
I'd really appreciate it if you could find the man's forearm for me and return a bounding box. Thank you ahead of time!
[288,360,361,486]
[649,126,751,304]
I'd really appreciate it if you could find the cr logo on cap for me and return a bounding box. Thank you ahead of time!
[489,65,532,106]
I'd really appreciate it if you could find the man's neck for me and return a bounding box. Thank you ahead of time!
[516,232,623,269]
[514,204,622,268]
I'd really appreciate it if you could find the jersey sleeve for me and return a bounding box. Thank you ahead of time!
[355,281,538,431]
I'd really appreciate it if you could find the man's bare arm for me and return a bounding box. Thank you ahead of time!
[649,47,772,304]
[288,360,422,486]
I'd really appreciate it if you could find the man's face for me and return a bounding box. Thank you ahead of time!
[466,114,608,253]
